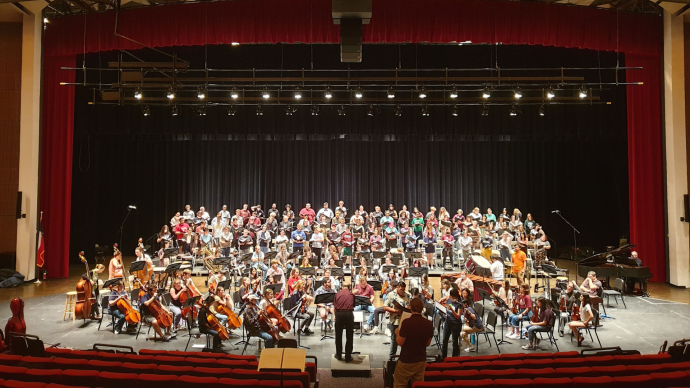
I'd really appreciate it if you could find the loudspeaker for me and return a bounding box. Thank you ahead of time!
[15,192,25,219]
[340,18,362,62]
[682,194,690,222]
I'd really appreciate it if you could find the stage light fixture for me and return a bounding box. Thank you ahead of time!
[451,105,458,116]
[482,86,491,99]
[311,105,321,116]
[230,87,239,99]
[256,105,264,116]
[337,105,346,116]
[419,87,427,99]
[546,86,555,99]
[387,87,395,99]
[285,105,294,116]
[262,87,270,99]
[539,105,545,117]
[421,105,430,117]
[514,87,522,99]
[134,88,142,100]
[294,88,302,99]
[196,106,207,116]
[197,86,206,99]
[227,105,237,116]
[579,86,588,98]
[166,88,175,99]
[355,86,363,99]
[394,105,402,117]
[509,104,518,116]
[325,87,332,99]
[142,105,150,116]
[171,105,179,116]
[231,42,240,46]
[367,105,374,116]
[481,105,489,116]
[450,85,458,99]
[43,18,49,24]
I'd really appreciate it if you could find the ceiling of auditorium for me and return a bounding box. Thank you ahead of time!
[3,0,676,17]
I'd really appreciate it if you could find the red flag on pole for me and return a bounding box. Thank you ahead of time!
[36,212,44,268]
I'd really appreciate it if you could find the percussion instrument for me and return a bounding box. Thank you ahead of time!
[153,267,167,274]
[465,255,491,278]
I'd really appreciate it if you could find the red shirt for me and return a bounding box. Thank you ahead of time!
[299,208,316,222]
[442,234,455,247]
[355,283,374,298]
[174,223,189,240]
[334,289,354,311]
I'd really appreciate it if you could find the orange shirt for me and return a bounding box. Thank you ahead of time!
[511,250,526,273]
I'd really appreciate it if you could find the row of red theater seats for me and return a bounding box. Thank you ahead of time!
[424,361,690,381]
[427,353,673,371]
[44,348,257,361]
[0,376,303,388]
[444,351,581,362]
[413,371,690,388]
[0,352,316,382]
[0,366,309,388]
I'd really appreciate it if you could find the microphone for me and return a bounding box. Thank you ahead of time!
[128,205,137,210]
[551,210,560,213]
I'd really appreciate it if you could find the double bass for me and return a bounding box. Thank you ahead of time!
[75,252,97,321]
[133,238,153,284]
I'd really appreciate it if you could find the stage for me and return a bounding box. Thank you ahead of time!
[1,258,689,368]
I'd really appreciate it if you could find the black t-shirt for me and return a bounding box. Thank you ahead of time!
[398,314,434,363]
[198,306,211,333]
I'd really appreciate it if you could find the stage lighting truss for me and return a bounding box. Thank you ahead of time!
[82,64,641,117]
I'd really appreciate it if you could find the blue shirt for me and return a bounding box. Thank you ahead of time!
[291,230,306,247]
[445,299,462,324]
[380,216,394,226]
[200,234,212,244]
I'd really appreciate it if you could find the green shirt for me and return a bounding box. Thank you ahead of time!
[412,217,424,232]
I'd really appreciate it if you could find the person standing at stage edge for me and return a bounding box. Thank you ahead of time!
[393,298,434,388]
[333,283,355,362]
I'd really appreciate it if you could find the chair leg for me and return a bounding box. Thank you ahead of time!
[621,295,627,309]
[595,330,602,348]
[492,333,500,354]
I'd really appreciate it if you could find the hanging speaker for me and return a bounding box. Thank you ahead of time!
[682,194,689,222]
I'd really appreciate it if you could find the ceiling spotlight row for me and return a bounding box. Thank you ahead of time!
[141,104,550,117]
[134,84,590,101]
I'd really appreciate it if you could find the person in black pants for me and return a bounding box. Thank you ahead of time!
[333,283,355,362]
[442,289,464,358]
[198,296,222,350]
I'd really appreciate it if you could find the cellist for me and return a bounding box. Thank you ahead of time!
[243,294,276,348]
[108,280,133,334]
[140,283,175,341]
[210,287,230,326]
[259,288,280,326]
[198,296,223,351]
[182,269,202,298]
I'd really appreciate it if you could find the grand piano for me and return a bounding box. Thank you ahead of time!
[577,244,652,294]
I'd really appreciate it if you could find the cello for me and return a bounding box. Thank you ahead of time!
[179,287,199,320]
[75,252,97,321]
[258,310,280,343]
[116,293,141,326]
[266,302,291,333]
[148,297,173,329]
[217,304,242,330]
[206,314,230,341]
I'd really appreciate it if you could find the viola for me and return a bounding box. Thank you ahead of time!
[75,252,97,321]
[217,304,242,330]
[207,314,230,341]
[511,294,519,314]
[266,302,291,333]
[4,297,26,351]
[571,304,581,321]
[116,296,141,325]
[149,297,173,329]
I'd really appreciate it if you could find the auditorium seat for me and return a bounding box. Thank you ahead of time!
[0,355,22,366]
[70,351,98,360]
[612,374,653,388]
[156,365,195,376]
[96,371,138,388]
[177,375,218,388]
[184,357,218,368]
[494,378,532,386]
[218,378,260,388]
[46,384,88,388]
[193,367,233,377]
[43,349,72,358]
[24,370,62,384]
[259,381,303,388]
[95,352,127,362]
[0,366,29,381]
[20,357,54,370]
[3,381,47,388]
[590,365,627,377]
[216,359,252,369]
[583,355,615,366]
[52,359,88,370]
[533,377,574,388]
[426,363,461,371]
[553,366,591,378]
[453,380,493,387]
[85,360,121,372]
[138,349,168,356]
[648,371,690,387]
[497,352,527,360]
[572,376,615,386]
[516,367,556,379]
[458,361,491,370]
[488,360,522,369]
[60,369,99,386]
[440,370,479,381]
[477,369,517,379]
[123,354,156,363]
[120,362,158,374]
[152,355,187,366]
[550,358,587,368]
[412,381,453,388]
[135,373,178,388]
[444,356,473,363]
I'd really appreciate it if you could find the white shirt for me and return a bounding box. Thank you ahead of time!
[211,218,226,238]
[580,303,593,324]
[275,235,289,246]
[220,210,231,220]
[317,208,334,221]
[310,232,324,248]
[490,260,504,281]
[460,236,473,248]
[350,215,363,225]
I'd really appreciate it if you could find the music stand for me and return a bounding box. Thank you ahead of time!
[129,260,148,279]
[372,251,387,260]
[263,283,283,296]
[102,278,122,289]
[408,267,428,290]
[405,252,423,265]
[334,259,344,268]
[367,280,382,292]
[309,258,320,268]
[354,295,373,338]
[161,247,178,261]
[330,267,344,279]
[240,253,254,264]
[158,262,183,290]
[288,298,310,350]
[313,292,336,341]
[298,267,316,279]
[391,253,403,266]
[313,280,323,291]
[217,280,232,292]
[492,295,512,345]
[264,251,278,263]
[382,265,398,276]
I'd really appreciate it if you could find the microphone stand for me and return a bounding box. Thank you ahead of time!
[117,208,134,252]
[553,211,580,262]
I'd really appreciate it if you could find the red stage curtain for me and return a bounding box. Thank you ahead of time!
[40,55,74,279]
[41,0,665,280]
[626,54,665,281]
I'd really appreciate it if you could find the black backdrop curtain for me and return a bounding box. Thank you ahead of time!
[70,43,629,261]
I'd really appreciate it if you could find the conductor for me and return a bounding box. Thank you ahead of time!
[334,283,355,362]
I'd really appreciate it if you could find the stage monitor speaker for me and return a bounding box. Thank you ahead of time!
[682,194,690,222]
[339,18,362,62]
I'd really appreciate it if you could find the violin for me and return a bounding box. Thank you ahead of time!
[511,294,519,314]
[463,307,476,328]
[571,304,581,321]
[382,280,389,296]
[266,301,291,333]
[148,297,173,329]
[4,297,26,351]
[75,251,97,321]
[207,314,230,341]
[116,294,141,325]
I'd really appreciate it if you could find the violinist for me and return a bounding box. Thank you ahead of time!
[238,277,253,303]
[287,268,300,295]
[108,250,123,280]
[460,298,483,353]
[140,284,175,341]
[208,269,227,295]
[265,260,285,285]
[315,277,336,330]
[249,267,262,294]
[168,278,186,330]
[378,252,395,279]
[244,294,276,348]
[568,294,593,346]
[442,288,463,358]
[439,279,452,305]
[199,296,223,350]
[507,284,532,340]
[420,275,433,301]
[210,286,231,326]
[522,296,555,350]
[108,280,132,334]
[383,281,411,357]
[290,280,314,335]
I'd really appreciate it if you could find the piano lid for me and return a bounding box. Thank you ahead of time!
[577,244,636,267]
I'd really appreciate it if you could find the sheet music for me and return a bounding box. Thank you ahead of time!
[434,301,447,314]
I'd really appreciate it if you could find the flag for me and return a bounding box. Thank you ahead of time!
[36,213,44,268]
